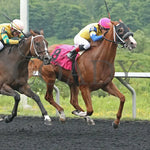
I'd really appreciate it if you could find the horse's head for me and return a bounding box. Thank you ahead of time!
[109,20,137,50]
[29,30,51,65]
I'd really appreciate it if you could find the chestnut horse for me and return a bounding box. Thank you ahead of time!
[0,30,52,125]
[28,20,137,128]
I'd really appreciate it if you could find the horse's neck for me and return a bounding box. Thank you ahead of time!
[10,38,31,61]
[21,37,31,57]
[12,38,31,68]
[96,29,117,63]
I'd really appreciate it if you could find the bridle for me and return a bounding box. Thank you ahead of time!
[103,23,133,48]
[29,35,49,58]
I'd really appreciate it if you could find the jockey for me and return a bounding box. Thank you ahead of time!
[0,19,24,51]
[67,17,111,60]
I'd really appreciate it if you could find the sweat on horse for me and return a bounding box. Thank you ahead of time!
[28,20,137,128]
[0,30,52,125]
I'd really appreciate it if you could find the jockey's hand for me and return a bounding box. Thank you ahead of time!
[19,38,25,44]
[18,39,23,45]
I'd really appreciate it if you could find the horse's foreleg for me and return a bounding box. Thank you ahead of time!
[0,84,20,123]
[103,81,125,129]
[19,84,52,125]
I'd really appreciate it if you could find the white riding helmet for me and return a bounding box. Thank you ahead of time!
[11,19,24,32]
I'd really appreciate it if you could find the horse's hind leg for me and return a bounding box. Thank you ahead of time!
[45,81,66,122]
[103,81,125,129]
[69,85,85,116]
[0,84,20,123]
[19,84,52,125]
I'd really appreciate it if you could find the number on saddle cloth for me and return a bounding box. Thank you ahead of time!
[51,48,61,61]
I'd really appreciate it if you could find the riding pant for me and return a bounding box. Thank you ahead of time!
[74,34,90,50]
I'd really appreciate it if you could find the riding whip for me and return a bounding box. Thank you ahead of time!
[1,12,27,37]
[104,0,111,19]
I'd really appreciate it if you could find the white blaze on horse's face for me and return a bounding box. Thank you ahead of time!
[126,36,137,50]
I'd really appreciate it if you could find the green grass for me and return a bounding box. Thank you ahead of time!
[0,79,150,121]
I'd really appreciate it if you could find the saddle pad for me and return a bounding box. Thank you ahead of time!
[50,44,79,70]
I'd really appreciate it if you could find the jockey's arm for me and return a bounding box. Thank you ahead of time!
[1,27,19,44]
[89,26,103,42]
[90,32,103,42]
[1,32,19,44]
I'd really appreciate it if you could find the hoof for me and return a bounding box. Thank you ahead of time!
[85,116,95,125]
[4,116,13,123]
[59,117,66,123]
[0,117,4,122]
[59,111,66,123]
[72,110,86,117]
[112,121,119,129]
[44,119,52,126]
[44,115,52,126]
[72,110,79,116]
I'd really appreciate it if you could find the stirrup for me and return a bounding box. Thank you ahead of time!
[67,51,77,60]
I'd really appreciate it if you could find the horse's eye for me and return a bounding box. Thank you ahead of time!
[118,28,124,33]
[118,28,124,35]
[118,29,121,32]
[35,42,40,46]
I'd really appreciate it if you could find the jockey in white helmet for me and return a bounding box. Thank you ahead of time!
[0,19,24,51]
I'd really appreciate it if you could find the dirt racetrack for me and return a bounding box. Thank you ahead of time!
[0,116,150,150]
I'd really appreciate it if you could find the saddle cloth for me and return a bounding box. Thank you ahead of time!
[50,44,80,70]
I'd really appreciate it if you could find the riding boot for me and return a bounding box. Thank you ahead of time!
[67,46,80,60]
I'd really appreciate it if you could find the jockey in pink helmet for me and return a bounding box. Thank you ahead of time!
[67,17,111,60]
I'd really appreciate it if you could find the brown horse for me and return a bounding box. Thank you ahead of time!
[28,20,137,128]
[0,30,52,125]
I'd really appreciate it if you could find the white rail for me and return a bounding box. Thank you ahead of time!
[115,72,150,118]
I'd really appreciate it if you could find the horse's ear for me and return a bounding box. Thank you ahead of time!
[40,29,44,35]
[30,29,36,36]
[119,19,123,23]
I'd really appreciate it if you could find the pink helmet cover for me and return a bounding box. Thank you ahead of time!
[98,17,111,29]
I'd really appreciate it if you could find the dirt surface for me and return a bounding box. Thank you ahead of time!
[0,116,150,150]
